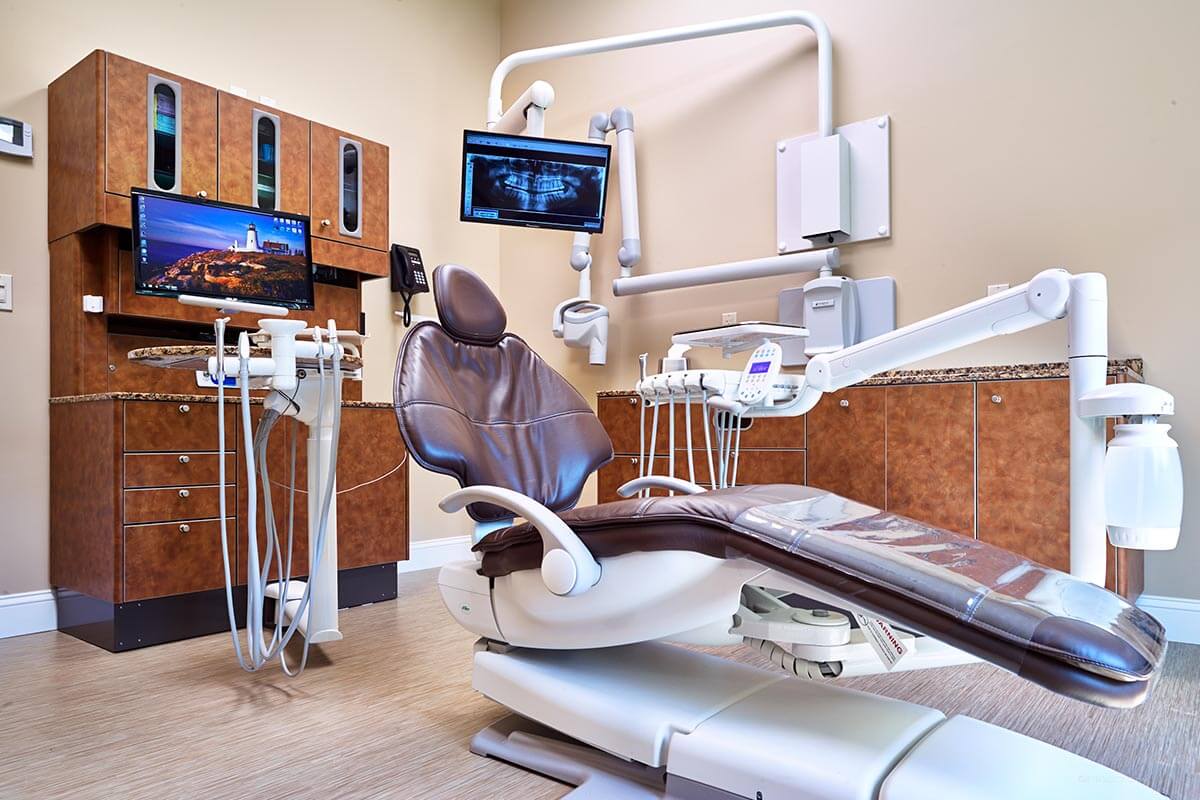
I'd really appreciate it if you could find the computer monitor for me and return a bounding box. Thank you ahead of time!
[460,130,611,233]
[131,188,314,310]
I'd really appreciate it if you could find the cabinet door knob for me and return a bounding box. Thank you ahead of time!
[178,404,190,413]
[178,455,190,464]
[321,218,332,227]
[178,524,190,533]
[839,399,850,408]
[629,397,637,405]
[630,457,639,465]
[196,190,208,199]
[991,394,1003,404]
[178,489,190,499]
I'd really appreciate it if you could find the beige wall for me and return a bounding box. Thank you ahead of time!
[497,0,1200,598]
[0,0,500,595]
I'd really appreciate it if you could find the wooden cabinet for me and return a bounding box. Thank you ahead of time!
[806,387,886,508]
[217,92,311,216]
[105,53,218,201]
[48,50,389,279]
[598,455,643,503]
[885,383,975,536]
[50,398,407,650]
[310,123,390,252]
[977,379,1072,571]
[236,406,409,579]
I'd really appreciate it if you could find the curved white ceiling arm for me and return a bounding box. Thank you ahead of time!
[487,10,834,137]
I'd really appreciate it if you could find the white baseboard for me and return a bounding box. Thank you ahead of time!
[0,590,58,640]
[1137,594,1200,645]
[398,535,474,574]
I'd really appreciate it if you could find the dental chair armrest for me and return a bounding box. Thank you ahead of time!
[439,486,601,597]
[617,476,706,497]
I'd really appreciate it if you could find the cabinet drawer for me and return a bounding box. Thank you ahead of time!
[124,453,235,488]
[124,518,232,601]
[124,401,235,452]
[124,485,230,524]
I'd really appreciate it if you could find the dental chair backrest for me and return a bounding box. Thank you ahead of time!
[393,264,614,523]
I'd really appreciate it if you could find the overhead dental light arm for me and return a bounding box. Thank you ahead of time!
[490,80,556,135]
[440,486,602,597]
[487,10,833,138]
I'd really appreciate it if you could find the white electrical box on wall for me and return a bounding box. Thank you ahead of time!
[776,116,891,253]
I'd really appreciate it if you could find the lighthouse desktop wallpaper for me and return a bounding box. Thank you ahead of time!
[133,190,314,308]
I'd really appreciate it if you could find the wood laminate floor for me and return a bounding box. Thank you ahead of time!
[0,570,1196,799]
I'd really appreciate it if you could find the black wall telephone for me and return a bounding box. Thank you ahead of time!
[390,244,429,326]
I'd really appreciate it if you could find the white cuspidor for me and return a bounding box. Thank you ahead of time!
[1105,423,1183,550]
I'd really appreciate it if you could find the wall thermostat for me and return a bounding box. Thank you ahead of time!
[0,116,33,159]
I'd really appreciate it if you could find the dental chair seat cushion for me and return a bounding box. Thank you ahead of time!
[474,484,1167,708]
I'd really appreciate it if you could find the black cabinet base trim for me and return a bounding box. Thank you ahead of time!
[54,563,398,653]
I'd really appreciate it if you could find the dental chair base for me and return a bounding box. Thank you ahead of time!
[470,640,1163,800]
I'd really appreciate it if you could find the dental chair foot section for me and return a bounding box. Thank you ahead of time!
[471,640,1162,800]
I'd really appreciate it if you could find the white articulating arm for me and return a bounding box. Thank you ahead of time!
[806,269,1072,392]
[440,486,601,597]
[488,11,834,137]
[618,476,707,497]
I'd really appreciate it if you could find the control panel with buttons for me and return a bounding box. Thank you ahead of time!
[736,341,783,406]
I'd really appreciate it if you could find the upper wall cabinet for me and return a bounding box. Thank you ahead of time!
[49,50,389,278]
[217,92,310,216]
[310,123,389,252]
[104,54,217,201]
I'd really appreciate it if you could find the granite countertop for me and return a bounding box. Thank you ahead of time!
[597,358,1143,396]
[127,345,364,372]
[50,392,391,408]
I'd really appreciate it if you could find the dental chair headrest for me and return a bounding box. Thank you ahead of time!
[434,263,507,345]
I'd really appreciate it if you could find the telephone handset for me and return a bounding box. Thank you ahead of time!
[390,244,429,326]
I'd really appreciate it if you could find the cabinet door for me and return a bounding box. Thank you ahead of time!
[806,387,886,508]
[310,123,389,251]
[977,379,1071,571]
[729,450,806,486]
[597,455,643,503]
[886,383,975,535]
[217,92,311,216]
[105,53,217,198]
[237,406,408,578]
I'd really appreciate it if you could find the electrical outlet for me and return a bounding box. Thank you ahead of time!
[722,311,737,326]
[987,283,1010,296]
[0,273,12,311]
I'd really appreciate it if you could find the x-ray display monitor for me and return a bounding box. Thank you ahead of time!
[461,130,611,233]
[131,188,314,309]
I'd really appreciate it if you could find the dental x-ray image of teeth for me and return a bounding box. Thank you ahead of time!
[472,156,603,214]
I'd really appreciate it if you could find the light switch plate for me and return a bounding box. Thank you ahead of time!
[0,273,12,311]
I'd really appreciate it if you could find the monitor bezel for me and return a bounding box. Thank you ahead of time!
[459,129,612,234]
[130,186,316,311]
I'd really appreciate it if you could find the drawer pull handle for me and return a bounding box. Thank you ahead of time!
[630,457,639,465]
[839,399,850,408]
[178,455,190,464]
[991,394,1003,405]
[321,218,332,227]
[179,404,190,414]
[179,524,190,533]
[178,489,190,499]
[196,190,208,199]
